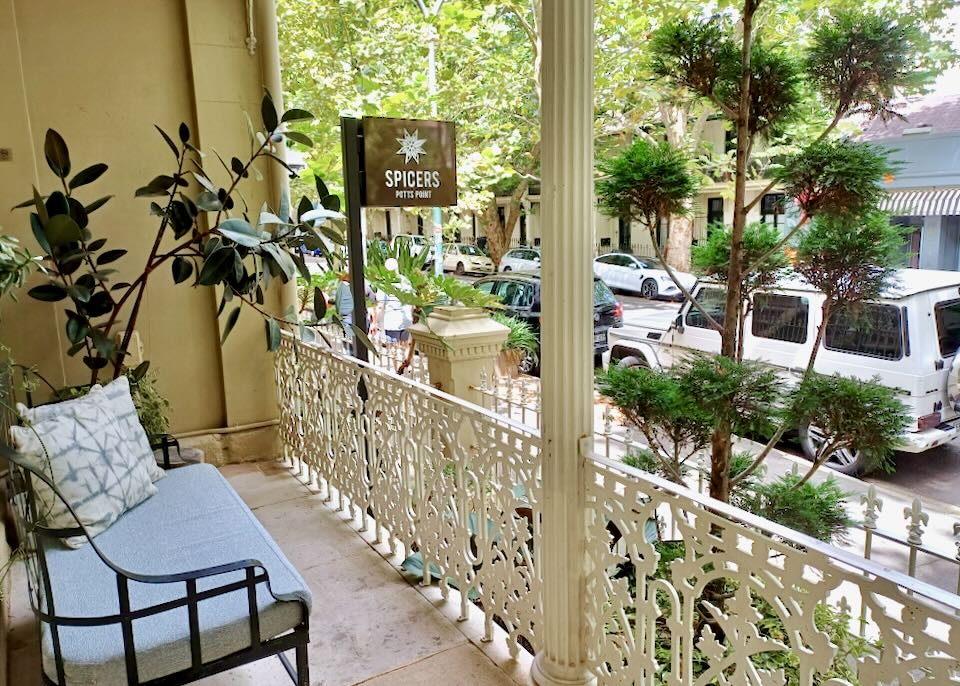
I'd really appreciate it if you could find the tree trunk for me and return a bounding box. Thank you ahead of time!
[479,178,530,268]
[709,0,757,504]
[664,214,693,271]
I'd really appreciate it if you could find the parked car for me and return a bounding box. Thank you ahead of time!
[593,253,697,300]
[443,243,494,275]
[604,269,960,475]
[474,272,623,373]
[391,233,428,257]
[499,247,541,272]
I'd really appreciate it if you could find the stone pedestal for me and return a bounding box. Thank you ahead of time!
[408,306,508,405]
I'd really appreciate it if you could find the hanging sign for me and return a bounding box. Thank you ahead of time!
[362,117,457,207]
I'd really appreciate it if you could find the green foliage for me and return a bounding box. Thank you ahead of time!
[807,9,927,121]
[793,210,908,305]
[787,373,910,472]
[13,95,334,383]
[128,368,171,437]
[777,139,894,219]
[736,472,851,543]
[650,19,803,138]
[0,235,40,306]
[691,222,788,295]
[596,140,699,227]
[491,312,539,368]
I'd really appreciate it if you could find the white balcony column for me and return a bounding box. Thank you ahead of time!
[532,2,596,685]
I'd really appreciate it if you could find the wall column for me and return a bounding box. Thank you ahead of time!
[532,2,596,685]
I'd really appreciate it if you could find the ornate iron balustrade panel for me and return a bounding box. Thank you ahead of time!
[276,334,542,655]
[584,454,960,686]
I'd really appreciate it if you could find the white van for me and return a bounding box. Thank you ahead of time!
[605,269,960,474]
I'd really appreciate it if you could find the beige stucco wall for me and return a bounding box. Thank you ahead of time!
[0,0,284,433]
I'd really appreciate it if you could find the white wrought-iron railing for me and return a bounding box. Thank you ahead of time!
[276,336,960,682]
[584,452,960,685]
[275,333,541,656]
[473,371,960,595]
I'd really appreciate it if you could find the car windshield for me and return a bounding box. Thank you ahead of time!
[638,257,664,269]
[459,245,482,256]
[594,278,616,306]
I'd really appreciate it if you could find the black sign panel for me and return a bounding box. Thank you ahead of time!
[362,117,457,207]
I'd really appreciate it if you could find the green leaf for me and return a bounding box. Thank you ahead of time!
[281,108,314,123]
[84,291,113,317]
[30,213,50,254]
[284,131,313,148]
[131,360,151,382]
[313,287,327,320]
[68,163,108,190]
[315,176,329,199]
[28,283,68,302]
[154,125,179,157]
[84,195,112,214]
[320,224,346,246]
[12,197,39,210]
[135,175,177,197]
[44,129,70,178]
[178,122,190,143]
[96,249,127,265]
[261,93,279,131]
[46,191,69,217]
[65,311,89,344]
[218,218,262,247]
[45,214,83,247]
[172,256,193,284]
[351,323,379,356]
[221,306,241,344]
[191,171,218,193]
[33,186,49,225]
[265,318,282,351]
[196,191,222,212]
[321,194,341,212]
[198,248,235,286]
[83,356,109,370]
[230,157,245,177]
[87,238,108,252]
[67,284,92,303]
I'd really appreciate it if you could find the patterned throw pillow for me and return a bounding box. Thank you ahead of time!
[11,391,158,548]
[18,376,165,483]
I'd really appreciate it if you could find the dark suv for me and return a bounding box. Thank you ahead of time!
[474,272,623,371]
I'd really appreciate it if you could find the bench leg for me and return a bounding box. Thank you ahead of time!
[296,643,309,686]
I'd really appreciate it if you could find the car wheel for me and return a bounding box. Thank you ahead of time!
[798,422,869,476]
[617,355,649,369]
[455,262,466,276]
[518,355,536,374]
[640,278,659,299]
[503,266,512,272]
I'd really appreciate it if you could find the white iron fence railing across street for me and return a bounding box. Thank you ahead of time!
[276,335,960,683]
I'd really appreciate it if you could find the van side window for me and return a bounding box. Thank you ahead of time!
[935,299,960,356]
[752,294,809,344]
[824,303,903,360]
[686,288,726,329]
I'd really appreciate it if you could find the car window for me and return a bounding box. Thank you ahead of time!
[499,281,534,308]
[594,279,617,306]
[936,299,960,357]
[460,245,481,256]
[528,250,541,262]
[475,280,496,295]
[824,303,903,360]
[686,288,726,329]
[505,249,521,259]
[637,257,664,270]
[447,245,458,255]
[596,255,616,265]
[752,294,809,344]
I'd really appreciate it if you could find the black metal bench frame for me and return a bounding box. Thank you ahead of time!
[1,444,310,686]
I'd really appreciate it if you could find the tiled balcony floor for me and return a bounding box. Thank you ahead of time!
[7,461,533,686]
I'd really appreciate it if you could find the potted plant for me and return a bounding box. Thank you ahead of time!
[491,312,539,377]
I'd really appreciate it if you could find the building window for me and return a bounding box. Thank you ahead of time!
[751,294,808,344]
[707,197,724,227]
[519,212,527,245]
[416,215,424,235]
[760,193,786,228]
[618,216,632,251]
[385,211,392,239]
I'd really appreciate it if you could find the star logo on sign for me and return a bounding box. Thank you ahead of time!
[395,129,427,164]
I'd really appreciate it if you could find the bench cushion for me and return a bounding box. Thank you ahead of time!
[40,463,311,685]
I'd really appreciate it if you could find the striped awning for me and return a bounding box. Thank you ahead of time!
[879,187,960,216]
